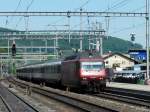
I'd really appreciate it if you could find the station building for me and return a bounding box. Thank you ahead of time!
[103,52,139,71]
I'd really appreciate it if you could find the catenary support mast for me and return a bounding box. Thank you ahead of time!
[146,0,150,79]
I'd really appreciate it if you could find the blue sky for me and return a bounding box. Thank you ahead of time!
[0,0,147,47]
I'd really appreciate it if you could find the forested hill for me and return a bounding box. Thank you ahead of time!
[103,36,142,53]
[61,36,143,53]
[0,27,17,32]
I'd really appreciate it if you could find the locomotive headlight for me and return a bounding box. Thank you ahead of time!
[83,78,87,80]
[99,77,103,80]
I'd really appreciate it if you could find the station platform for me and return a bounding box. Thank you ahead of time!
[106,82,150,92]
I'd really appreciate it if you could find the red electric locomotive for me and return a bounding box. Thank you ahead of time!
[61,53,107,92]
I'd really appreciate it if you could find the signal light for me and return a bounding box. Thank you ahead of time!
[12,41,16,56]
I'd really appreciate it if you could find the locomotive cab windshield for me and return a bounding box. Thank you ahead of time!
[80,61,106,77]
[81,62,104,70]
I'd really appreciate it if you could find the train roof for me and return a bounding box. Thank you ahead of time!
[17,51,102,70]
[17,60,61,70]
[64,51,102,61]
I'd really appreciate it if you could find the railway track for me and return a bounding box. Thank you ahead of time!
[105,87,150,100]
[94,92,150,109]
[8,78,150,112]
[0,83,39,112]
[91,87,150,109]
[105,87,150,108]
[9,78,117,112]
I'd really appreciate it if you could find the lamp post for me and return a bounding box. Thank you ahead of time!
[0,56,2,78]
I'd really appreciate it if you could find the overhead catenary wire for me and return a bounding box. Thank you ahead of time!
[71,0,132,30]
[15,0,22,12]
[104,0,147,37]
[46,0,91,29]
[5,0,22,28]
[110,22,145,35]
[15,0,34,29]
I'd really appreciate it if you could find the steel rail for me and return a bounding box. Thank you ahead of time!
[0,95,13,112]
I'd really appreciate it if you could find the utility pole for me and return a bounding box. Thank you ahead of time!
[146,0,150,79]
[98,22,103,56]
[105,16,110,39]
[80,8,83,52]
[0,56,2,77]
[67,11,71,43]
[45,39,47,54]
[25,16,29,64]
[8,38,9,59]
[56,33,58,59]
[25,16,29,39]
[87,16,91,50]
[95,21,99,53]
[100,36,103,56]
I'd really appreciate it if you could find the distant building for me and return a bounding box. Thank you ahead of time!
[128,49,146,62]
[103,52,139,71]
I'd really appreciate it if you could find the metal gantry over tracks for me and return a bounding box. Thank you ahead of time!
[0,11,147,17]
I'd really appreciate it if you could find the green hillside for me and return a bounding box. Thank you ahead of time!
[103,36,142,53]
[55,36,142,53]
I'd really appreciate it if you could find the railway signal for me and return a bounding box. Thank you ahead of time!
[11,40,16,57]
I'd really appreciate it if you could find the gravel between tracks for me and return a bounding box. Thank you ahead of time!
[13,79,150,112]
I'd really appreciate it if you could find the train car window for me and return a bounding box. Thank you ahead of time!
[57,65,61,73]
[49,66,51,73]
[52,66,54,73]
[49,66,53,73]
[48,65,52,73]
[32,68,34,73]
[53,66,55,73]
[28,68,30,73]
[26,68,28,73]
[53,65,55,73]
[46,66,50,73]
[54,65,57,73]
[44,66,46,73]
[24,69,26,73]
[38,67,41,73]
[54,65,56,73]
[41,67,44,73]
[30,68,32,73]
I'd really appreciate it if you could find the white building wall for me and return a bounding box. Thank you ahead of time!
[104,54,135,69]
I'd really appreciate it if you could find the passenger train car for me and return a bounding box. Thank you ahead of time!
[16,53,107,92]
